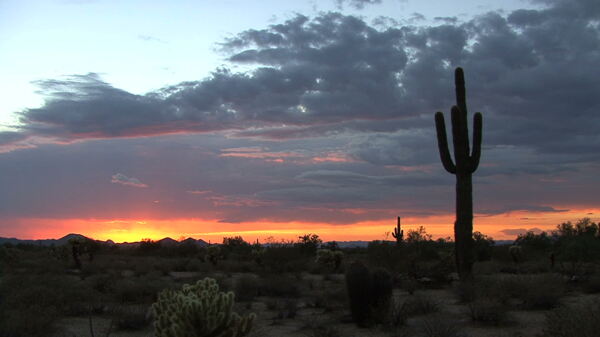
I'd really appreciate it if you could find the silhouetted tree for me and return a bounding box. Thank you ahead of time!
[296,234,322,255]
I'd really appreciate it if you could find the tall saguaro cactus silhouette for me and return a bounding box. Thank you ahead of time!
[434,67,482,280]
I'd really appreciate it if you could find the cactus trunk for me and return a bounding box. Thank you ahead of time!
[455,173,474,278]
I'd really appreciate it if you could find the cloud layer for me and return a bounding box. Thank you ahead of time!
[1,0,599,238]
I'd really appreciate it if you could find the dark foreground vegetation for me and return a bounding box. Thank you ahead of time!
[1,218,600,337]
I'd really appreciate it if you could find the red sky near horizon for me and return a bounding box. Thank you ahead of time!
[6,207,599,243]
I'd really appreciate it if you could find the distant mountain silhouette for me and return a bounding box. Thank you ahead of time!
[157,237,178,246]
[56,233,91,245]
[180,237,208,247]
[0,234,208,247]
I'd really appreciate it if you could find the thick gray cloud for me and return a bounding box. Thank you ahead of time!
[9,0,598,166]
[1,0,599,235]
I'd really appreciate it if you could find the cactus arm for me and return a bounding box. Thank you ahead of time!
[434,112,457,174]
[469,112,482,173]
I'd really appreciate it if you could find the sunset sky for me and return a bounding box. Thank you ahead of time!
[0,0,598,243]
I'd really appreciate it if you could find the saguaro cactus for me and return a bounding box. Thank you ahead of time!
[391,216,403,245]
[434,67,482,280]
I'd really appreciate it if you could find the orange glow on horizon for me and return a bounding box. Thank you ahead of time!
[3,207,599,243]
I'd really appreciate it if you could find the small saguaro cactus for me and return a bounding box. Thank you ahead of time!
[434,67,483,281]
[391,216,404,245]
[152,277,255,337]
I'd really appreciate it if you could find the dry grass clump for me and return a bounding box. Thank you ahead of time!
[541,299,600,337]
[112,305,151,331]
[468,298,510,326]
[401,295,440,316]
[492,273,565,309]
[463,273,566,310]
[419,315,466,337]
[258,274,302,298]
[234,274,260,302]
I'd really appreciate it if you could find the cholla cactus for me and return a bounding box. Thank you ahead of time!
[250,247,265,265]
[316,249,343,271]
[152,278,254,337]
[205,245,221,266]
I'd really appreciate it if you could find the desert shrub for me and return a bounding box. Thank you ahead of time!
[0,272,105,336]
[113,305,151,331]
[473,231,495,262]
[303,322,341,337]
[421,256,455,287]
[219,259,256,273]
[479,273,565,309]
[258,274,301,298]
[419,315,466,337]
[472,260,502,275]
[323,286,348,309]
[367,240,406,271]
[582,273,600,293]
[400,278,419,295]
[541,299,600,337]
[468,298,510,326]
[509,274,565,309]
[184,258,210,272]
[387,298,408,328]
[222,236,252,258]
[453,280,477,303]
[309,285,347,312]
[113,276,169,303]
[401,295,439,317]
[1,273,98,316]
[234,274,260,302]
[266,298,299,320]
[87,272,118,293]
[0,304,59,337]
[262,244,307,273]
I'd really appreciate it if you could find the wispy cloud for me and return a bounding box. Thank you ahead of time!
[111,173,148,188]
